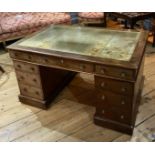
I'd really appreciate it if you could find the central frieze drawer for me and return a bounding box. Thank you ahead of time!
[95,76,134,95]
[16,71,41,88]
[32,55,94,73]
[60,59,94,73]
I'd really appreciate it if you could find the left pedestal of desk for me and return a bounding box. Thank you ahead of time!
[12,60,75,109]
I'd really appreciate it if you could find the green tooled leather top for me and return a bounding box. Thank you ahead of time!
[19,25,140,61]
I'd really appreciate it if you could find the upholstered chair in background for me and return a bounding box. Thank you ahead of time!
[78,12,106,27]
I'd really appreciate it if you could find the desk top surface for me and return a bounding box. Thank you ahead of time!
[8,25,148,69]
[19,25,140,61]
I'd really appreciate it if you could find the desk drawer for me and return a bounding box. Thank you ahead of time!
[19,84,44,100]
[13,60,39,74]
[34,55,94,73]
[96,89,133,109]
[10,50,32,61]
[16,71,41,88]
[96,106,132,124]
[95,76,134,95]
[60,59,94,73]
[95,65,135,80]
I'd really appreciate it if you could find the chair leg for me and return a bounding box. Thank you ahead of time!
[153,31,155,47]
[103,13,107,27]
[2,41,6,47]
[0,43,5,73]
[2,41,8,52]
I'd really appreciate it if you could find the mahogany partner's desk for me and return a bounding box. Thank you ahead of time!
[7,25,148,134]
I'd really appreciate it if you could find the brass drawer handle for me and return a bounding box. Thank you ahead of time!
[120,115,124,119]
[102,110,104,114]
[60,59,64,64]
[101,68,105,74]
[101,95,105,100]
[121,87,126,92]
[80,64,85,70]
[121,101,125,105]
[101,82,105,88]
[120,72,126,77]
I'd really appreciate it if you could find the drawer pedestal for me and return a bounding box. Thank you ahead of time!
[13,60,76,109]
[94,75,144,134]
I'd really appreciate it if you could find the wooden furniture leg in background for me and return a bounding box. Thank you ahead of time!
[0,66,5,73]
[152,28,155,47]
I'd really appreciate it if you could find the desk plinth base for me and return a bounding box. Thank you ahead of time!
[19,95,48,109]
[94,116,134,135]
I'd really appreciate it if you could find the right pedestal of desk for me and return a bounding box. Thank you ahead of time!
[94,59,144,135]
